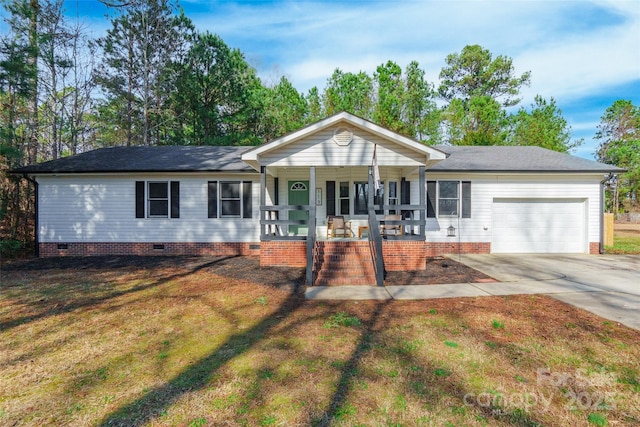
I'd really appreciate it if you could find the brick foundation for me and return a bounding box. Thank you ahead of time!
[39,242,260,257]
[381,241,492,271]
[425,242,491,257]
[259,240,307,267]
[382,241,428,271]
[40,240,595,265]
[260,240,494,271]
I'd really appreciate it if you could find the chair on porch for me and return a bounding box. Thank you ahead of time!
[326,215,352,238]
[380,214,402,237]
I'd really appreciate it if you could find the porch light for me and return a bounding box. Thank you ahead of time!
[447,225,456,237]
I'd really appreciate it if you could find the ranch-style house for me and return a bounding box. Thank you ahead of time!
[13,112,622,286]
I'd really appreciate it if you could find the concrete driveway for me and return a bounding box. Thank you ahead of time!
[455,254,640,330]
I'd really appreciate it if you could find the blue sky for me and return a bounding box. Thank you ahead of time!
[6,0,640,159]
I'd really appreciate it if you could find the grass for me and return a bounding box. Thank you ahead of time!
[1,257,640,426]
[606,236,640,254]
[606,223,640,254]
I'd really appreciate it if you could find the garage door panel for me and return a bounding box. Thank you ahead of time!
[492,198,586,253]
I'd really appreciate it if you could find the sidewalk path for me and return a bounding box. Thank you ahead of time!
[305,254,640,330]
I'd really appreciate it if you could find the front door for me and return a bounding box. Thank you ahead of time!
[288,181,309,235]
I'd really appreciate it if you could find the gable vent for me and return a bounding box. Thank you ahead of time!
[333,127,353,146]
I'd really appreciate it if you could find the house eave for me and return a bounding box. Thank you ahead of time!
[426,169,625,175]
[11,169,259,176]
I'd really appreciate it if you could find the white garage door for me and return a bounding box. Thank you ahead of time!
[492,198,586,253]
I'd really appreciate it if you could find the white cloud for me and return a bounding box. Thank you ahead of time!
[186,0,640,160]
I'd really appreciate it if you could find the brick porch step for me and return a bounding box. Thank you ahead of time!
[313,241,376,286]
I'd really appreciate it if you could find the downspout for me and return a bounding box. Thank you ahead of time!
[22,173,39,257]
[599,175,607,255]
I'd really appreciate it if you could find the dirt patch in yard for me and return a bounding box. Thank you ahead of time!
[3,255,495,287]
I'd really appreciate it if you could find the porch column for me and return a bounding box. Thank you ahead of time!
[306,166,316,285]
[419,166,425,239]
[260,166,266,238]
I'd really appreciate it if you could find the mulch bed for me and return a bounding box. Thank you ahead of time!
[384,256,497,286]
[2,255,496,289]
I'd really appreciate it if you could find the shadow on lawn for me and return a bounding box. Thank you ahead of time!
[314,300,389,425]
[98,289,306,426]
[99,296,548,426]
[313,301,547,427]
[0,256,240,333]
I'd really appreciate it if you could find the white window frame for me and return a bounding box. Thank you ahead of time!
[438,180,460,217]
[388,181,398,214]
[339,181,350,215]
[147,181,169,218]
[220,181,242,218]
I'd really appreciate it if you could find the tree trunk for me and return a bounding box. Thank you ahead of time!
[127,28,134,146]
[27,0,40,164]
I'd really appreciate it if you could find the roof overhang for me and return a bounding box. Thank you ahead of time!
[241,111,446,171]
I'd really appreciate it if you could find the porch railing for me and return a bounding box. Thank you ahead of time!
[260,204,316,286]
[259,205,311,240]
[367,207,385,287]
[377,204,427,240]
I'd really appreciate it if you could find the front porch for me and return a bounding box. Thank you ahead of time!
[258,164,429,286]
[240,112,448,286]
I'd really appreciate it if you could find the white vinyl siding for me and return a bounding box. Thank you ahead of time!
[259,125,426,168]
[421,173,601,252]
[37,174,259,243]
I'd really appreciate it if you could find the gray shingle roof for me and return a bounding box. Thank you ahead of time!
[12,144,623,174]
[431,145,623,173]
[12,146,256,174]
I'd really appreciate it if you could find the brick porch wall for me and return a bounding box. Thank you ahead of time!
[39,242,260,257]
[425,242,491,257]
[259,241,307,267]
[382,241,492,271]
[260,240,495,271]
[382,241,427,271]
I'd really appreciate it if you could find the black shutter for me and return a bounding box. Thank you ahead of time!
[208,181,217,218]
[401,178,410,219]
[427,181,436,218]
[135,181,145,218]
[326,181,336,216]
[170,181,180,218]
[242,181,252,218]
[462,181,471,218]
[274,178,279,205]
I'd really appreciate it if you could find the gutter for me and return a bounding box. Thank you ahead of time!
[21,173,39,257]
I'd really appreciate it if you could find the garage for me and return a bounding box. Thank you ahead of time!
[492,198,587,253]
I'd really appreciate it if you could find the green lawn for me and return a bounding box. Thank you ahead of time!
[606,236,640,254]
[1,257,639,426]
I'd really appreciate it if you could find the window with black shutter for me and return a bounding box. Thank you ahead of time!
[208,180,254,219]
[208,181,218,218]
[462,181,471,218]
[242,181,252,218]
[135,181,179,219]
[426,181,436,218]
[326,181,336,216]
[170,181,180,218]
[426,180,472,218]
[135,181,145,218]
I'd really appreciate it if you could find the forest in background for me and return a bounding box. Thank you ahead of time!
[1,0,638,257]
